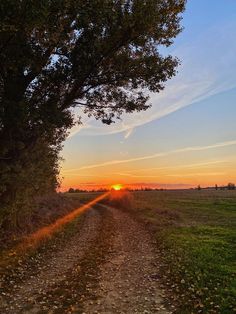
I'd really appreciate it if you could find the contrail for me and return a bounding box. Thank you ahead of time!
[63,140,236,173]
[167,172,226,177]
[118,160,228,174]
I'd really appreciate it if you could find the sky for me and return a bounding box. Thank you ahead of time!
[60,0,236,191]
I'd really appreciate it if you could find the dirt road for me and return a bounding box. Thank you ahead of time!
[0,204,171,314]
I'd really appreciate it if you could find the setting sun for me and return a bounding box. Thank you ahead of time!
[111,184,123,191]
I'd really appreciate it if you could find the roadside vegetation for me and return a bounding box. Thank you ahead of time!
[0,192,98,270]
[126,190,236,313]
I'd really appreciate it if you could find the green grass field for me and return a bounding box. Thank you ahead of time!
[130,190,236,313]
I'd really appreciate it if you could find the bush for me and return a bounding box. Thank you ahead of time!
[107,190,134,210]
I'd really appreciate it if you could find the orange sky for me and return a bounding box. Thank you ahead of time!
[59,2,236,192]
[60,139,236,191]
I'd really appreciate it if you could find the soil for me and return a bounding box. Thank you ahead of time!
[0,204,173,314]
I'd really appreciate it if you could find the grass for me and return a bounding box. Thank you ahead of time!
[0,192,99,272]
[1,201,114,314]
[64,192,101,203]
[1,190,235,313]
[129,190,236,314]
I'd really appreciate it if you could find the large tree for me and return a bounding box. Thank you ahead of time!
[0,0,185,228]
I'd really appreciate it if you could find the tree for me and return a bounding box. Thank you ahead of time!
[227,183,235,190]
[0,0,186,228]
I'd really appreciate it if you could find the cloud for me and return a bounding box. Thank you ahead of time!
[62,174,110,178]
[125,160,228,173]
[62,139,236,173]
[115,170,226,179]
[124,128,134,139]
[67,118,92,138]
[116,173,159,178]
[68,20,236,137]
[167,172,226,177]
[112,160,229,177]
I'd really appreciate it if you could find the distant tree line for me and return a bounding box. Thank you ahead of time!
[197,183,236,191]
[68,184,236,193]
[226,183,235,190]
[68,187,167,193]
[68,188,109,193]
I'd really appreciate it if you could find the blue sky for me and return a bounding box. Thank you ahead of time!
[61,0,236,190]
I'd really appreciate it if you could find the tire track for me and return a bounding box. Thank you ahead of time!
[83,205,170,314]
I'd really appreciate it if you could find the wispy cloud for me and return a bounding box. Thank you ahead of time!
[167,172,226,177]
[115,170,226,178]
[124,128,134,139]
[62,174,110,178]
[67,119,91,138]
[124,160,228,173]
[116,173,159,178]
[63,139,236,173]
[68,20,236,138]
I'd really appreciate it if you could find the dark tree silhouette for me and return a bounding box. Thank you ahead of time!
[0,0,185,228]
[227,183,235,190]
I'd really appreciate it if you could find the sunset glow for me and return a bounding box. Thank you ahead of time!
[111,184,123,191]
[60,1,236,192]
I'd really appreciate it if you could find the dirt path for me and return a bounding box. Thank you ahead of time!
[0,204,171,314]
[83,205,170,314]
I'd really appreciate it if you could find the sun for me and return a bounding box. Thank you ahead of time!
[111,184,123,191]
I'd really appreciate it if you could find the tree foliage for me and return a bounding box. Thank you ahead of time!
[227,183,235,190]
[0,0,185,229]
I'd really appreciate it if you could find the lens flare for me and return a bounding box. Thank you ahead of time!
[111,184,123,191]
[1,191,110,269]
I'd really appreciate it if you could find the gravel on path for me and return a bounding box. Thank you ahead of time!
[0,204,172,314]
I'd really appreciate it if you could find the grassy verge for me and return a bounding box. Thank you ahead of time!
[0,192,100,252]
[128,190,236,313]
[1,201,114,313]
[0,192,99,272]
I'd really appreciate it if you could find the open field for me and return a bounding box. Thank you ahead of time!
[127,190,236,313]
[0,190,235,313]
